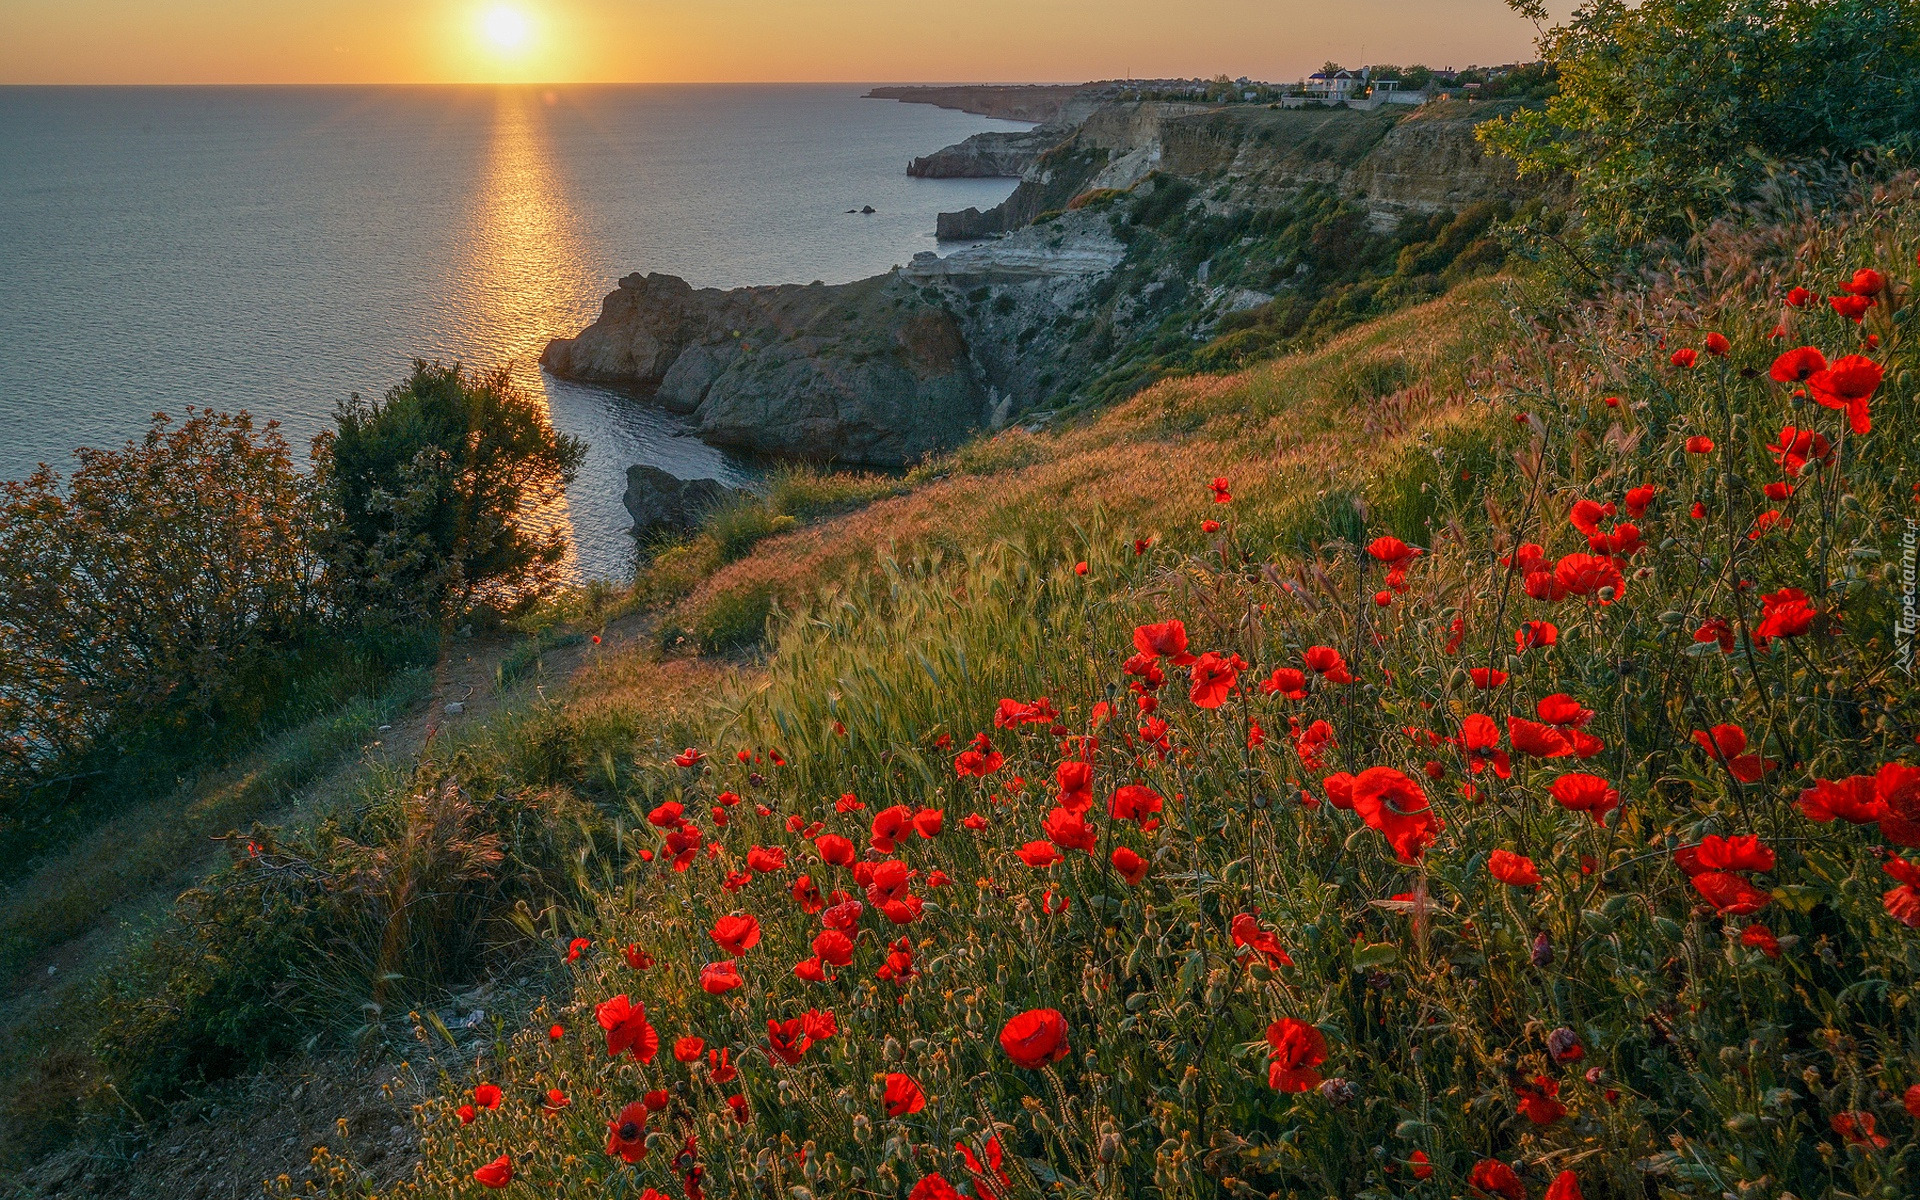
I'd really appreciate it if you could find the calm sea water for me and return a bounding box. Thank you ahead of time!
[0,85,1024,580]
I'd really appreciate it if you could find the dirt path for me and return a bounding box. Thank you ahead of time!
[3,614,654,1198]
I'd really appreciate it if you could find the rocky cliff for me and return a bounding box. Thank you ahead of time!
[541,273,988,465]
[907,128,1061,178]
[863,84,1094,125]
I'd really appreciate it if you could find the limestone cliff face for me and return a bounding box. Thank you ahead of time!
[908,129,1060,178]
[541,273,988,465]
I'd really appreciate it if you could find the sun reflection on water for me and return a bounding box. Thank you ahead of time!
[451,88,603,583]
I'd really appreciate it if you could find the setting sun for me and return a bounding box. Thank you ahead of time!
[480,5,533,56]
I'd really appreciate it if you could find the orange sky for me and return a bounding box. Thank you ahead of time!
[0,1,1551,85]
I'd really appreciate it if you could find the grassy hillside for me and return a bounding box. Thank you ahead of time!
[173,175,1919,1200]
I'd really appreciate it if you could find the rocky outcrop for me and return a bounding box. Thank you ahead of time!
[908,128,1062,178]
[864,84,1092,125]
[623,466,744,537]
[542,273,990,466]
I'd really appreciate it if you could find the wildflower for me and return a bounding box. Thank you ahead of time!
[815,834,856,866]
[1350,767,1443,863]
[953,733,1004,777]
[740,845,785,876]
[1109,846,1149,885]
[548,1023,564,1041]
[647,801,685,828]
[726,1094,749,1124]
[1230,912,1293,968]
[1322,772,1357,810]
[543,1088,570,1113]
[699,961,744,994]
[912,807,943,837]
[1468,1159,1524,1200]
[1554,553,1625,601]
[1742,923,1782,958]
[1548,1027,1584,1062]
[957,1136,1011,1199]
[474,1083,503,1110]
[1704,332,1730,356]
[1830,294,1873,321]
[999,1008,1070,1067]
[1545,1171,1584,1200]
[1458,713,1512,778]
[1074,560,1088,575]
[597,995,661,1063]
[1624,485,1656,517]
[1797,775,1886,824]
[1489,848,1542,888]
[1842,267,1886,297]
[1367,535,1419,564]
[1210,476,1232,503]
[1265,1018,1328,1092]
[1261,667,1308,698]
[709,914,761,956]
[1770,346,1826,383]
[1550,773,1619,824]
[1017,841,1062,867]
[1691,724,1774,782]
[766,1017,811,1064]
[673,748,704,768]
[1753,587,1816,642]
[1884,856,1920,928]
[456,1104,476,1124]
[1188,651,1240,708]
[1110,784,1164,828]
[1409,1150,1434,1180]
[1469,667,1508,689]
[1670,348,1699,368]
[1786,285,1813,308]
[1133,619,1197,665]
[607,1100,650,1162]
[565,936,592,962]
[812,929,854,967]
[1056,759,1095,811]
[1807,353,1883,434]
[474,1154,514,1189]
[1201,518,1220,533]
[1831,1111,1890,1148]
[1690,501,1706,518]
[1302,645,1353,683]
[869,805,913,853]
[882,1072,926,1117]
[909,1175,963,1200]
[1685,435,1714,453]
[994,696,1059,728]
[963,812,988,831]
[1043,806,1097,854]
[1515,1074,1566,1124]
[1673,835,1774,914]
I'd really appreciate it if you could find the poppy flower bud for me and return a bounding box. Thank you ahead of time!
[1531,932,1554,966]
[1547,1027,1583,1063]
[1319,1077,1358,1107]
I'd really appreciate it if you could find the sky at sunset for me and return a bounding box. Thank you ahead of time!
[0,1,1552,86]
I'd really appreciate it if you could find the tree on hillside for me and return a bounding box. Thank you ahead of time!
[1482,0,1920,242]
[313,361,586,620]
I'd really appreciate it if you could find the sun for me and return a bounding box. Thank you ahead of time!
[479,5,533,55]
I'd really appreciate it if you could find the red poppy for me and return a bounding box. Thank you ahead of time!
[1831,1111,1891,1148]
[869,805,913,852]
[1554,553,1625,601]
[1544,1171,1584,1200]
[1000,1008,1070,1067]
[1188,651,1240,708]
[474,1083,503,1109]
[1303,645,1353,683]
[1230,913,1293,967]
[1550,773,1619,824]
[1770,345,1827,382]
[909,1175,963,1200]
[1509,717,1572,758]
[699,961,744,994]
[1489,848,1542,888]
[1754,587,1816,642]
[882,1072,926,1116]
[1797,775,1886,824]
[1469,1159,1524,1200]
[1670,348,1699,368]
[1110,846,1149,885]
[1261,667,1308,698]
[457,1104,476,1124]
[543,1088,570,1114]
[1689,871,1773,915]
[1830,294,1873,321]
[1322,771,1356,810]
[1842,267,1886,297]
[815,834,856,866]
[1685,435,1715,454]
[1515,1074,1566,1124]
[1874,762,1920,846]
[1017,841,1062,867]
[474,1154,514,1189]
[963,812,988,830]
[1044,806,1098,854]
[672,747,704,768]
[1807,353,1883,434]
[1265,1017,1328,1092]
[1882,856,1920,926]
[1350,766,1443,863]
[1202,518,1221,533]
[1409,1151,1434,1180]
[1704,332,1730,356]
[1368,535,1419,564]
[606,1100,649,1162]
[803,1008,838,1040]
[706,1049,736,1083]
[647,801,685,828]
[1786,285,1813,307]
[1535,694,1591,729]
[1047,758,1091,811]
[1134,619,1198,665]
[821,898,863,931]
[595,995,661,1063]
[1110,784,1164,827]
[672,1036,705,1063]
[766,1017,811,1064]
[1514,620,1558,652]
[1741,923,1781,958]
[956,1136,1011,1200]
[1691,725,1774,782]
[1469,667,1508,689]
[709,914,761,957]
[743,845,785,874]
[912,808,943,837]
[1209,476,1232,503]
[1457,713,1511,778]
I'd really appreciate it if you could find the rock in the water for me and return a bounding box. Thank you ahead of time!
[623,465,744,537]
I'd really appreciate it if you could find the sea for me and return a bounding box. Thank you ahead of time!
[0,85,1026,581]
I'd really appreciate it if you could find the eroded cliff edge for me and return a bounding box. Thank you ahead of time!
[543,98,1539,467]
